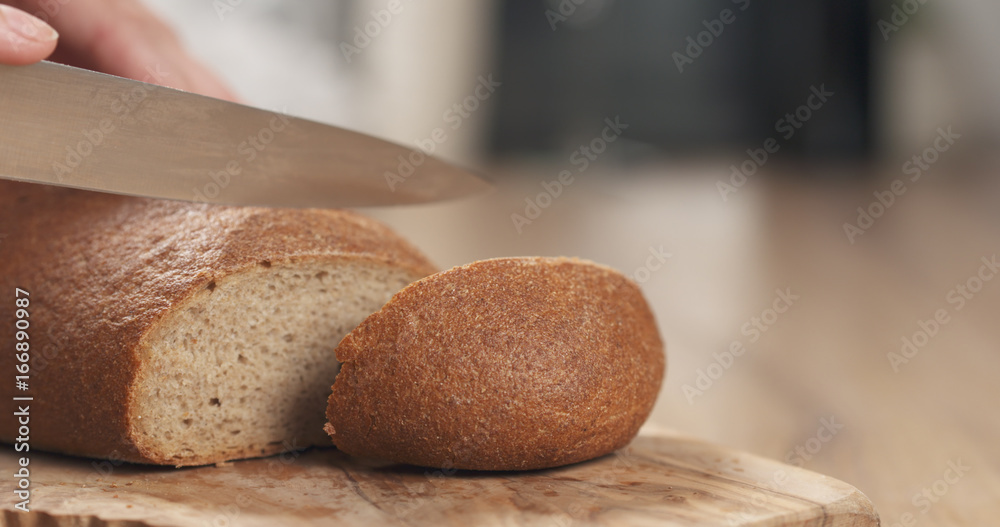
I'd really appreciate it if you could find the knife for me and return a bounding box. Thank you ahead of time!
[0,61,489,208]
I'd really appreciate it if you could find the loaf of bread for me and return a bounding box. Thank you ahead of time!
[325,257,665,471]
[0,180,436,466]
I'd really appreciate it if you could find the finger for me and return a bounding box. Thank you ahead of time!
[67,7,240,101]
[0,4,58,66]
[12,0,238,101]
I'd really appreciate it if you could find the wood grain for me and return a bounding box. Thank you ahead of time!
[5,162,994,525]
[0,433,877,526]
[366,163,1000,525]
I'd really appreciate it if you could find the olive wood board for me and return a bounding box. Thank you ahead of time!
[0,432,879,526]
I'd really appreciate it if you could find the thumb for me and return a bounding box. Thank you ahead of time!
[0,4,58,66]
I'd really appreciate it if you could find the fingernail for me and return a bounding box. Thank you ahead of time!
[0,5,59,43]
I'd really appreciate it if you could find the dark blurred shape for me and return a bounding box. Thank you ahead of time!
[489,0,871,161]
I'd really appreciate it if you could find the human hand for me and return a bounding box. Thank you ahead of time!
[0,4,57,65]
[0,0,237,100]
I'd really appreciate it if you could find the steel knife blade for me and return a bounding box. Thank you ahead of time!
[0,61,489,208]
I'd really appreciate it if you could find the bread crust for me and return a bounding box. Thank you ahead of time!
[325,257,665,471]
[0,180,437,464]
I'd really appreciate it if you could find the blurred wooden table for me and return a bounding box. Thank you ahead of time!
[367,160,1000,526]
[0,433,879,526]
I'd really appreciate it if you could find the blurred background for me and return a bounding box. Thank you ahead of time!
[142,1,999,524]
[143,0,1000,164]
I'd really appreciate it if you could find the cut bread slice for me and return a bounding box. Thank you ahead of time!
[131,258,424,465]
[0,180,436,466]
[325,257,666,471]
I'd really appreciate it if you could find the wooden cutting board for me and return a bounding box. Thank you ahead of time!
[0,432,878,526]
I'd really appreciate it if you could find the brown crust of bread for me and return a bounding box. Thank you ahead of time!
[0,180,437,464]
[325,257,665,471]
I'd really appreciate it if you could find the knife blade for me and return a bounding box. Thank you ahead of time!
[0,61,489,208]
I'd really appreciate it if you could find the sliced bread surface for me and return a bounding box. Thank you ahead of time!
[0,181,436,466]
